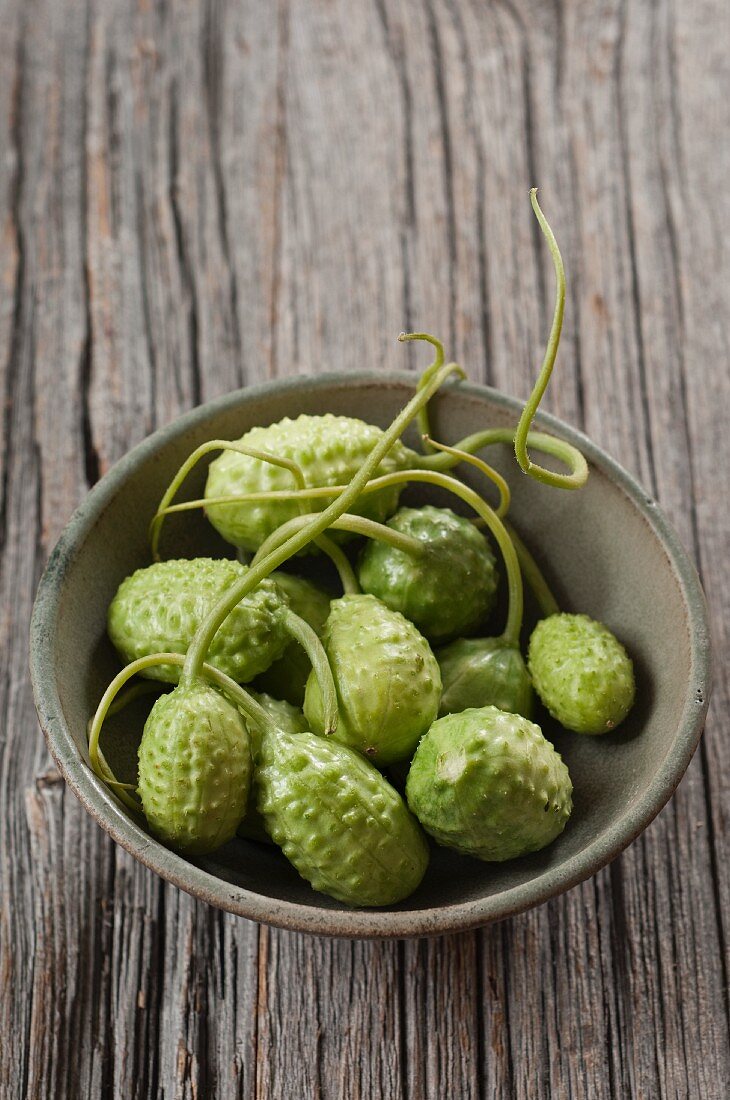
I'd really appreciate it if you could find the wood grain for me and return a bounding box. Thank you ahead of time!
[1,1,727,1096]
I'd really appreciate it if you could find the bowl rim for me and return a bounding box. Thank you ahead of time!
[29,370,712,939]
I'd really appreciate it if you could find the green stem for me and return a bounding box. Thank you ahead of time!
[149,423,584,522]
[513,190,575,489]
[423,436,511,517]
[503,521,560,618]
[181,352,463,684]
[280,609,337,734]
[88,654,299,805]
[252,513,425,574]
[400,331,445,454]
[416,426,588,488]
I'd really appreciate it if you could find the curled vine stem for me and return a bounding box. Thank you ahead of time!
[512,190,580,490]
[423,436,511,517]
[147,425,584,530]
[399,332,456,453]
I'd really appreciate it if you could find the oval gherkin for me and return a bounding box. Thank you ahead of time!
[303,594,441,765]
[528,613,635,734]
[437,637,534,719]
[257,728,429,906]
[107,558,289,684]
[138,681,251,854]
[406,706,572,861]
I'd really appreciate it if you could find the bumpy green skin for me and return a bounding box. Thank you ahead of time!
[254,573,331,705]
[303,594,441,765]
[108,558,289,684]
[244,691,309,764]
[138,681,251,854]
[236,691,308,845]
[528,613,636,735]
[204,415,413,552]
[406,706,572,861]
[358,506,498,643]
[257,728,429,906]
[437,637,534,719]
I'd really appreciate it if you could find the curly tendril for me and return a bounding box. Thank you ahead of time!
[513,189,578,489]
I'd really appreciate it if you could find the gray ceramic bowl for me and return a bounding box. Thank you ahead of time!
[30,374,711,938]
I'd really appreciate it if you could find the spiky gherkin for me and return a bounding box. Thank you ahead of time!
[205,415,413,552]
[107,558,289,684]
[303,594,441,765]
[357,506,498,643]
[528,613,635,734]
[437,637,534,719]
[137,680,251,854]
[406,706,572,861]
[257,727,429,906]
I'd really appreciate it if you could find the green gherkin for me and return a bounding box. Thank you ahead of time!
[528,613,635,734]
[254,573,331,706]
[107,558,289,684]
[358,506,498,643]
[257,728,429,906]
[138,681,251,854]
[303,594,441,765]
[437,637,534,719]
[406,706,572,861]
[205,415,413,552]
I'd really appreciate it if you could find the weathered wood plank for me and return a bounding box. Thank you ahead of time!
[0,1,727,1097]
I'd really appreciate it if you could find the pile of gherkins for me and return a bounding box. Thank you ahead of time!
[89,194,635,907]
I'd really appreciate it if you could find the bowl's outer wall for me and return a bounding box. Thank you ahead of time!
[31,374,711,938]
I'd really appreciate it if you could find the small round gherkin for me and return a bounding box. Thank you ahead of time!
[205,415,413,552]
[254,573,330,706]
[406,706,572,861]
[107,558,289,684]
[357,506,498,643]
[303,594,441,765]
[138,681,251,855]
[257,728,429,906]
[528,613,635,734]
[437,637,534,719]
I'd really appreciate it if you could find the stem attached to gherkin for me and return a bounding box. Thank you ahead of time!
[87,608,338,806]
[181,354,464,685]
[503,521,560,618]
[279,609,338,734]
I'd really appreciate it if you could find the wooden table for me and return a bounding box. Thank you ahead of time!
[2,2,728,1096]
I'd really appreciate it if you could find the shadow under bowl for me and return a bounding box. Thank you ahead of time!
[30,373,711,938]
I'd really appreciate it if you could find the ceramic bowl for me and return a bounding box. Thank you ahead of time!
[30,373,711,938]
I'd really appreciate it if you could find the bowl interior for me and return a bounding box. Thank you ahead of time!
[33,375,709,936]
